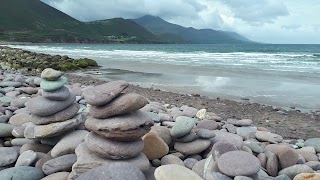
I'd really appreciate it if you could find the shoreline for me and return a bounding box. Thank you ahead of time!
[66,72,320,139]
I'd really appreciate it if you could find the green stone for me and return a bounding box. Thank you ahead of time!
[0,166,44,180]
[40,76,67,92]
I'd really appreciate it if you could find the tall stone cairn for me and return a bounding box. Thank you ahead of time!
[70,80,154,179]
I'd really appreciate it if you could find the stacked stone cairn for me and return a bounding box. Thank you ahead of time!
[71,80,154,179]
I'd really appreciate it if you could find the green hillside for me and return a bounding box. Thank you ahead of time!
[0,0,168,43]
[133,15,252,44]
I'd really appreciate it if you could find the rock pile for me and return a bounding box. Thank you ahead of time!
[0,67,320,180]
[70,80,154,179]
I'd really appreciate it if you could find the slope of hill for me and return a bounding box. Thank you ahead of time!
[133,15,252,44]
[0,0,167,43]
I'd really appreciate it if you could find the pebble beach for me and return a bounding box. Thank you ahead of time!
[0,47,320,179]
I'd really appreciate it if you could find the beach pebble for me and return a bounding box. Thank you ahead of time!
[255,131,283,143]
[0,166,44,180]
[227,119,253,126]
[9,113,31,125]
[0,96,14,103]
[205,172,233,180]
[33,77,43,86]
[82,80,129,106]
[278,165,314,179]
[77,162,146,180]
[277,146,299,169]
[293,173,320,180]
[208,142,238,160]
[12,126,26,138]
[40,76,67,92]
[24,115,82,138]
[174,139,211,155]
[192,159,206,178]
[0,115,9,123]
[0,147,19,166]
[0,123,15,137]
[170,116,195,138]
[42,154,77,175]
[10,97,29,108]
[85,111,153,141]
[236,127,257,139]
[212,131,243,149]
[25,94,76,116]
[15,150,37,166]
[181,105,198,117]
[89,93,148,119]
[71,143,150,178]
[16,87,38,95]
[155,164,203,180]
[151,126,172,145]
[196,109,207,120]
[196,120,219,130]
[41,172,70,180]
[143,131,169,160]
[41,68,63,81]
[51,130,88,157]
[305,161,320,170]
[304,138,320,153]
[11,138,38,146]
[85,132,144,159]
[184,158,198,169]
[175,132,198,143]
[20,143,52,154]
[146,112,161,122]
[30,103,79,125]
[266,152,279,177]
[161,154,184,166]
[42,86,71,101]
[0,81,22,87]
[217,151,261,177]
[195,128,216,139]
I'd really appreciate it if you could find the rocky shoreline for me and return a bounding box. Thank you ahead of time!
[0,68,319,179]
[0,46,98,73]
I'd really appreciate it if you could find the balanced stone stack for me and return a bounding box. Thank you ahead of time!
[71,80,154,179]
[24,68,81,139]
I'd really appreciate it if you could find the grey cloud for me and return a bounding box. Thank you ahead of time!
[216,0,289,24]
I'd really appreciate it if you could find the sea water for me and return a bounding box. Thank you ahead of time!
[8,44,320,111]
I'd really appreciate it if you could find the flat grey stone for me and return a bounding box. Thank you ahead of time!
[82,80,129,106]
[174,139,211,155]
[15,150,37,167]
[85,132,144,159]
[41,68,63,81]
[40,76,67,92]
[42,154,77,175]
[0,166,44,180]
[42,86,71,101]
[170,116,195,138]
[51,130,89,157]
[0,147,19,166]
[0,123,15,137]
[25,94,76,116]
[278,164,313,179]
[77,162,146,180]
[0,81,22,87]
[30,103,79,125]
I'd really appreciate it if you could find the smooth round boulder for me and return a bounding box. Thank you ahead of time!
[155,164,203,180]
[9,113,31,126]
[77,162,146,180]
[30,103,79,125]
[255,131,283,143]
[293,173,320,180]
[42,86,71,101]
[208,142,238,160]
[143,131,169,160]
[277,146,299,169]
[82,80,129,106]
[174,139,211,155]
[170,116,195,138]
[0,166,44,180]
[212,131,243,149]
[217,151,261,177]
[25,94,76,116]
[41,68,63,81]
[15,150,37,167]
[85,132,144,159]
[85,111,153,141]
[89,93,148,119]
[278,165,314,179]
[0,147,19,166]
[40,76,67,92]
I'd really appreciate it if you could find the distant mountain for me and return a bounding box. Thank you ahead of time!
[0,0,169,43]
[133,15,252,44]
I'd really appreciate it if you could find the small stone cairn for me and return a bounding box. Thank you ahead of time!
[70,80,154,179]
[24,68,81,139]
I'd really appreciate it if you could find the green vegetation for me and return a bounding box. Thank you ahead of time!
[0,0,176,43]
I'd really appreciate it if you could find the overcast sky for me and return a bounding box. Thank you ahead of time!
[42,0,320,44]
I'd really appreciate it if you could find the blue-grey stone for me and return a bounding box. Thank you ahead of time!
[15,150,37,167]
[0,96,15,103]
[170,116,195,138]
[196,128,215,139]
[0,123,15,137]
[0,166,45,180]
[0,81,22,88]
[305,138,320,153]
[0,147,19,166]
[25,94,76,116]
[40,76,67,92]
[146,112,161,122]
[42,154,77,175]
[41,86,70,101]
